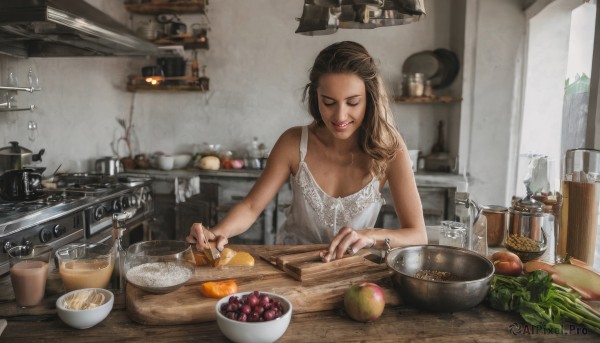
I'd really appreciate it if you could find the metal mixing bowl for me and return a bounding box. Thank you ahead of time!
[386,245,494,312]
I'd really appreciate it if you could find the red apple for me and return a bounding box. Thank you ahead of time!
[343,282,385,322]
[490,251,523,276]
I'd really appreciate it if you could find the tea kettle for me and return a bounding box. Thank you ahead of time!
[0,168,44,201]
[95,157,123,176]
[0,141,45,173]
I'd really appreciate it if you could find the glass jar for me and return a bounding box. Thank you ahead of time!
[407,73,425,97]
[439,221,466,248]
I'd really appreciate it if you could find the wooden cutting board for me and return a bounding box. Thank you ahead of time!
[126,245,400,325]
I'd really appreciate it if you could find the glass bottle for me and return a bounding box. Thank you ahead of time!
[439,221,467,248]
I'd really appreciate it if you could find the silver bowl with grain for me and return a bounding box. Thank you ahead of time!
[386,245,494,312]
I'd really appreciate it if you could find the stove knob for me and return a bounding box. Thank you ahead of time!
[122,196,130,209]
[21,239,32,249]
[130,195,139,207]
[53,224,66,237]
[95,206,106,221]
[3,241,16,253]
[112,199,122,212]
[40,228,53,243]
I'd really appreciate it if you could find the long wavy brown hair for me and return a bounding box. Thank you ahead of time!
[303,41,401,178]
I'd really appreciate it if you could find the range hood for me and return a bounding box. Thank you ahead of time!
[0,0,158,58]
[296,0,425,35]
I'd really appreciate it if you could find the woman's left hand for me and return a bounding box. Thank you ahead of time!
[320,226,375,262]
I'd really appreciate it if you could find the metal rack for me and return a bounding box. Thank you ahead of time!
[0,85,40,112]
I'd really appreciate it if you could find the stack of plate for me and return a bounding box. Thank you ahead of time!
[402,48,460,89]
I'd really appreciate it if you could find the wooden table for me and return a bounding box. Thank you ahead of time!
[0,245,598,342]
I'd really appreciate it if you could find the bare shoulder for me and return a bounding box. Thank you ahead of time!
[270,126,304,174]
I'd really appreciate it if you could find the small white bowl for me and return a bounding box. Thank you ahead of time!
[215,291,292,343]
[172,154,192,169]
[56,288,114,329]
[157,155,174,171]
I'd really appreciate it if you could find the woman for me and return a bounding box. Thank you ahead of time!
[187,41,427,261]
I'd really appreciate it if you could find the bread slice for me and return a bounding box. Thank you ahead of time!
[226,251,255,266]
[213,247,237,267]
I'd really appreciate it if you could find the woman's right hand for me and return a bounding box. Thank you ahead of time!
[186,223,228,252]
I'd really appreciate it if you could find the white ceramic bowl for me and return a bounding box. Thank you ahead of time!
[172,154,192,169]
[56,288,114,329]
[157,155,174,171]
[215,291,292,343]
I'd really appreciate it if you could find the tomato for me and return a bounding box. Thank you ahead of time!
[199,280,238,299]
[490,251,523,276]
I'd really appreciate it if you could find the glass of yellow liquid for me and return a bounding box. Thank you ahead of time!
[56,243,115,292]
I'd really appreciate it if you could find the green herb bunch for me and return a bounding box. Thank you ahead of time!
[487,270,600,334]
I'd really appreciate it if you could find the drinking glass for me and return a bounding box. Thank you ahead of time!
[558,149,600,269]
[8,245,53,308]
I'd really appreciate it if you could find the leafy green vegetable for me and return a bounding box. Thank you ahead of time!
[487,270,600,334]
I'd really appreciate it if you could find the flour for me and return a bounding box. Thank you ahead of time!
[126,262,192,288]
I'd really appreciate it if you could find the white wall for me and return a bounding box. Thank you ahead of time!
[0,0,459,174]
[461,0,526,207]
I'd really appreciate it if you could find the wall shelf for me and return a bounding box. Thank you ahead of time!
[152,35,208,50]
[125,0,207,14]
[393,95,462,104]
[127,75,209,92]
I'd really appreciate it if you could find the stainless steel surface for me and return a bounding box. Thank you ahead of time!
[95,157,123,176]
[0,173,154,276]
[386,245,494,312]
[0,0,158,58]
[296,0,425,35]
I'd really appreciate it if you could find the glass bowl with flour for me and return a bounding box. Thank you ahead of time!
[125,240,195,294]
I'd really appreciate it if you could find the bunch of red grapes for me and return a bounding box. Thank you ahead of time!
[220,291,285,322]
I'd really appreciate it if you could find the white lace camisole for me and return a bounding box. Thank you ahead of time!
[275,126,384,244]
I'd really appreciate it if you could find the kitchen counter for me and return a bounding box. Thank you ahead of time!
[0,245,597,342]
[127,168,465,188]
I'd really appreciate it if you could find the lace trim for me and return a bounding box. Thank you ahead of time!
[294,162,382,234]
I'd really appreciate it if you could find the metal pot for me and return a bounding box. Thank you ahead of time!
[0,168,44,200]
[0,141,45,173]
[95,157,123,176]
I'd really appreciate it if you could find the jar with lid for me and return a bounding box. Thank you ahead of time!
[507,194,548,260]
[439,221,467,248]
[407,73,425,97]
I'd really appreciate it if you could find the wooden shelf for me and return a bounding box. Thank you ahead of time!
[152,35,208,50]
[127,75,209,92]
[125,0,207,14]
[393,95,462,104]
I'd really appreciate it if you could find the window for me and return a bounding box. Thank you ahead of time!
[514,0,596,198]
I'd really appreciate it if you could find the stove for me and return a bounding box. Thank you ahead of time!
[0,173,154,275]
